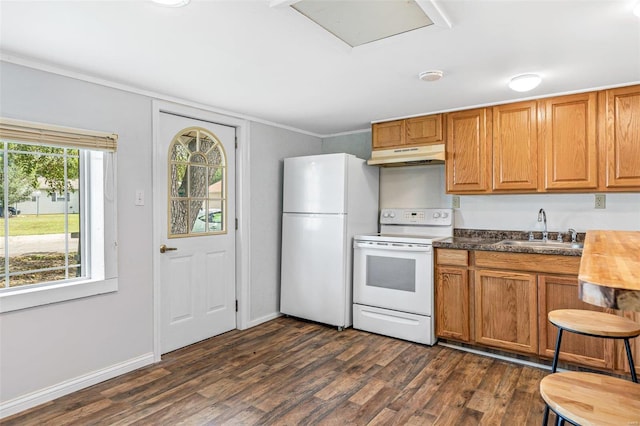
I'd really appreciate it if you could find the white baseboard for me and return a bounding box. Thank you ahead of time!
[246,312,282,329]
[0,352,155,419]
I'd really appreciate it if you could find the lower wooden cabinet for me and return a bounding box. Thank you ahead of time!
[474,269,538,354]
[435,266,470,342]
[614,311,640,377]
[434,248,636,375]
[538,274,612,369]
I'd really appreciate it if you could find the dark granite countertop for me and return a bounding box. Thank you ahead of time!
[433,229,584,257]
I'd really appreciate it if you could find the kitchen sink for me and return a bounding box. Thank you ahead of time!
[494,239,584,249]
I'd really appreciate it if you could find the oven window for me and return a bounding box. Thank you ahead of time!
[365,255,416,292]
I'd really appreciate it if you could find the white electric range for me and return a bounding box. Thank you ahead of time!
[352,208,453,345]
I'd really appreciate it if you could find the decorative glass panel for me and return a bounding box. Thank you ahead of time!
[170,200,189,235]
[170,143,189,162]
[189,165,208,198]
[171,164,188,198]
[168,127,226,238]
[206,145,223,167]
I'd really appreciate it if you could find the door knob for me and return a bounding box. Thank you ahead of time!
[160,244,178,253]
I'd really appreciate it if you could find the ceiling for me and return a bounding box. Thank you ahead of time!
[1,0,639,136]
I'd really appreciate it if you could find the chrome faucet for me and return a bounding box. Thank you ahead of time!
[538,208,548,241]
[568,228,578,243]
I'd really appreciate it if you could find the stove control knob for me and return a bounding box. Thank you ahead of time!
[442,212,449,218]
[389,212,396,218]
[433,212,441,218]
[382,212,390,218]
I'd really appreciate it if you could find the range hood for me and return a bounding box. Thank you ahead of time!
[367,144,445,167]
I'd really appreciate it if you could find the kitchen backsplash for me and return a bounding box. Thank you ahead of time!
[381,164,640,233]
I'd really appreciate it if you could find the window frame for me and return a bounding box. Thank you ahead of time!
[167,126,228,239]
[0,118,118,313]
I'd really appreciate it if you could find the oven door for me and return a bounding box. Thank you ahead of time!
[353,241,433,316]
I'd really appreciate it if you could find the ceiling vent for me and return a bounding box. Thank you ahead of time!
[273,0,451,47]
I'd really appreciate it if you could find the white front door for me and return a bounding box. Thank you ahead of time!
[158,112,236,354]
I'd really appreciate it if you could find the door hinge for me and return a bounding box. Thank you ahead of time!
[235,300,238,312]
[235,218,238,230]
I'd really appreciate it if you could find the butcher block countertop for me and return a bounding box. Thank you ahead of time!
[578,230,640,312]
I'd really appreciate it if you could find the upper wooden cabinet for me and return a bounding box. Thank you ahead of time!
[539,92,598,190]
[445,108,492,193]
[377,84,638,194]
[492,101,538,191]
[406,115,444,145]
[601,85,640,188]
[372,114,443,150]
[372,120,404,150]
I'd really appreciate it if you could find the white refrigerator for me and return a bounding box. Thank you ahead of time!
[280,153,379,329]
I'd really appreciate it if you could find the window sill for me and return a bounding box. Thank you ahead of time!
[0,278,117,313]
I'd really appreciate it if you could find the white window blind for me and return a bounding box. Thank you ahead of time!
[0,117,118,152]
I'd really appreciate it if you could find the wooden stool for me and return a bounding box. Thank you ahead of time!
[548,309,640,381]
[540,372,640,425]
[542,309,640,425]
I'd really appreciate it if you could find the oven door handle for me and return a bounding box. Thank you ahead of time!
[354,242,431,252]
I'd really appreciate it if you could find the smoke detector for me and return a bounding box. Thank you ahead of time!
[419,70,444,82]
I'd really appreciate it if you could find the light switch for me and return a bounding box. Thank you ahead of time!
[135,190,145,206]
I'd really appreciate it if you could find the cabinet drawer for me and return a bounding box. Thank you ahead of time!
[474,251,580,275]
[436,249,468,266]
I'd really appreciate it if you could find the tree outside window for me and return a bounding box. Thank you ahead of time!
[0,141,81,288]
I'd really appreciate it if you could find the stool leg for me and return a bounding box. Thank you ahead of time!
[551,328,563,373]
[624,338,638,383]
[542,406,549,425]
[544,328,564,426]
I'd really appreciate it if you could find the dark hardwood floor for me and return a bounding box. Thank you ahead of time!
[2,317,549,425]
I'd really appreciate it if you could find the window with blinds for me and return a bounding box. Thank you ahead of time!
[0,118,119,312]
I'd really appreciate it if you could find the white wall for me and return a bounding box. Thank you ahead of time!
[0,62,155,406]
[325,132,640,232]
[0,61,323,414]
[380,165,447,209]
[322,131,371,160]
[248,122,321,325]
[382,164,640,233]
[450,191,640,233]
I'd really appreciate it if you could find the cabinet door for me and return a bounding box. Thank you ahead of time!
[406,114,443,146]
[474,269,538,354]
[538,275,612,369]
[603,85,640,188]
[372,120,405,150]
[492,101,538,191]
[446,108,492,193]
[614,311,640,379]
[435,266,470,342]
[540,92,598,190]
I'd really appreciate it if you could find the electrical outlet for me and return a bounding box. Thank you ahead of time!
[594,194,606,209]
[452,195,461,209]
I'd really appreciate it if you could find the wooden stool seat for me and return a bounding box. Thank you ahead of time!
[548,309,640,338]
[540,372,640,425]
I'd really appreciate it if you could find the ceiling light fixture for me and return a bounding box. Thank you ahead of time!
[634,2,640,17]
[151,0,190,7]
[508,73,542,92]
[419,70,444,82]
